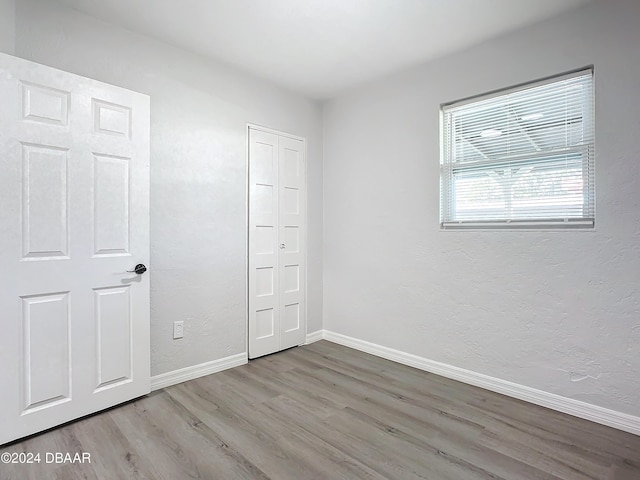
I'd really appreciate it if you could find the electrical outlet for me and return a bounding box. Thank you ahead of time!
[173,321,184,339]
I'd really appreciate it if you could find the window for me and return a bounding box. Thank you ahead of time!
[440,68,594,229]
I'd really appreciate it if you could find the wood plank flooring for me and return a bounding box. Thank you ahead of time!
[2,340,639,479]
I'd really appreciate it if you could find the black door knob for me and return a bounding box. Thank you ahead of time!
[127,264,147,275]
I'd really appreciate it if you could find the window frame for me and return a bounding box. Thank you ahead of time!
[439,67,595,230]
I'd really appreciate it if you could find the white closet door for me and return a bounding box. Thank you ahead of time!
[248,129,281,358]
[248,127,305,359]
[278,136,306,350]
[0,53,150,445]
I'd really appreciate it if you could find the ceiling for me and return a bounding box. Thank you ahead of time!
[55,0,592,99]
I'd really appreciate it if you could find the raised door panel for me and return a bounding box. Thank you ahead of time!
[92,99,131,138]
[93,286,132,391]
[21,292,71,413]
[21,144,70,260]
[93,154,131,256]
[22,82,70,127]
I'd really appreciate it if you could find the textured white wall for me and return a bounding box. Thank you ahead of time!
[0,0,15,54]
[15,0,323,376]
[323,0,640,417]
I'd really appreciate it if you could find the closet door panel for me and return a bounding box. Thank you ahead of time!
[278,136,306,349]
[248,130,280,358]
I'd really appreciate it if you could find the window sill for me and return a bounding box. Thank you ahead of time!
[440,219,595,230]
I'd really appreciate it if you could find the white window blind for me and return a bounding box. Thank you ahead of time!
[440,68,595,229]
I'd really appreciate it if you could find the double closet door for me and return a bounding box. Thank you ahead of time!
[248,127,306,359]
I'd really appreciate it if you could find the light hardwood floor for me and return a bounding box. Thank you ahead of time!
[2,340,639,480]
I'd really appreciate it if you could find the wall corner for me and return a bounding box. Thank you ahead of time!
[0,0,15,55]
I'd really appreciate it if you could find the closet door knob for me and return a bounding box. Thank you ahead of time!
[280,243,286,249]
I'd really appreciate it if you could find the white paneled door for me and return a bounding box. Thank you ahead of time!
[249,126,306,359]
[0,53,150,445]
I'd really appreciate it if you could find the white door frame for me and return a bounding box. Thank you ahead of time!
[246,123,308,356]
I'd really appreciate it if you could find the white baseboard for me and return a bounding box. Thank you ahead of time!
[305,330,324,344]
[321,330,640,437]
[151,352,248,391]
